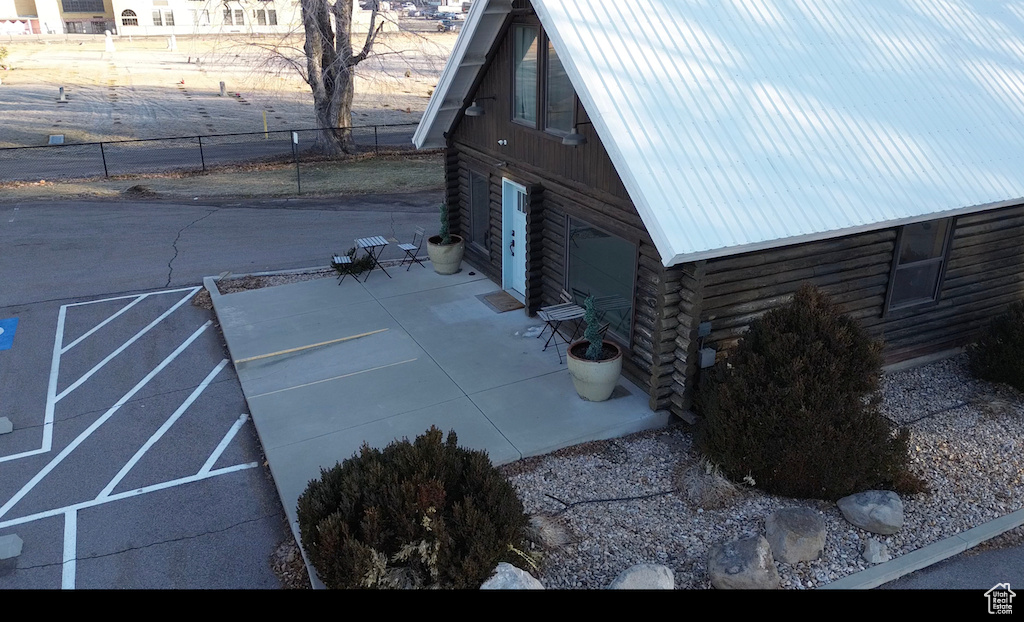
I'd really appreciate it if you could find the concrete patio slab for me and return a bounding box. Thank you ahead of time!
[379,280,567,394]
[470,369,667,459]
[208,260,670,587]
[215,276,373,327]
[248,355,465,450]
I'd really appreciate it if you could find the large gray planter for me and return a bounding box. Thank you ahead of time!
[427,234,464,275]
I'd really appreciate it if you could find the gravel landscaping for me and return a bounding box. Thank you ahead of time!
[205,270,1022,589]
[500,353,1024,589]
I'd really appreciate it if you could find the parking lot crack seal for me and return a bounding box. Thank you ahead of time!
[166,209,217,287]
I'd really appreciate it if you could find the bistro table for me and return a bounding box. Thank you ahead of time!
[356,236,391,282]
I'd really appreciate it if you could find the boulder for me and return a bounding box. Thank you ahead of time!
[837,490,904,535]
[0,417,11,435]
[707,535,780,589]
[608,563,675,589]
[862,538,891,564]
[765,506,826,563]
[480,563,544,590]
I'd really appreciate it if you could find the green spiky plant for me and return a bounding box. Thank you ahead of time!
[438,202,451,245]
[583,296,604,361]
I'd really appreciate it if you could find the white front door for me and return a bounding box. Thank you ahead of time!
[502,178,528,300]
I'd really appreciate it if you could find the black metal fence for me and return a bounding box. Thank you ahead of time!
[0,124,420,183]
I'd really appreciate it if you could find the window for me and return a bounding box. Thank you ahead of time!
[164,11,174,26]
[121,10,138,26]
[268,9,277,25]
[468,170,489,252]
[61,0,104,12]
[152,10,162,26]
[255,9,266,25]
[544,39,574,133]
[235,9,244,24]
[885,218,954,312]
[512,25,538,126]
[65,21,81,33]
[566,218,636,341]
[223,8,233,24]
[512,24,577,135]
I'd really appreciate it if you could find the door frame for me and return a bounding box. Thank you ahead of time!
[501,177,528,302]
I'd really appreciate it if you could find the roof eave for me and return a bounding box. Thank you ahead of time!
[412,0,513,149]
[663,196,1024,267]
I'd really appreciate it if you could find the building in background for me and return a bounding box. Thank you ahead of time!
[1,0,397,36]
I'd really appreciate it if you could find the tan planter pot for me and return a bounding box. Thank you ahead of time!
[427,235,464,275]
[567,340,623,402]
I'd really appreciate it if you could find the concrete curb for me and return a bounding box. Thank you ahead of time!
[820,506,1024,589]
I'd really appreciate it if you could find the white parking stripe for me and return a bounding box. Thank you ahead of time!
[0,463,258,531]
[0,321,211,521]
[61,295,147,354]
[63,286,201,309]
[55,287,200,404]
[199,413,249,475]
[97,359,229,500]
[62,510,76,590]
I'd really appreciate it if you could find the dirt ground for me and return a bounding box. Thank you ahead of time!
[0,17,457,147]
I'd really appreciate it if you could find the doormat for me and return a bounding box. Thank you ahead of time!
[477,291,525,313]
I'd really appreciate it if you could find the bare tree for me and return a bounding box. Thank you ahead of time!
[300,0,382,154]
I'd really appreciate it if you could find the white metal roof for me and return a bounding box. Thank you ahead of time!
[415,0,1024,267]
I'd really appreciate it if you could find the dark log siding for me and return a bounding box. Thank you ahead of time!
[679,204,1024,417]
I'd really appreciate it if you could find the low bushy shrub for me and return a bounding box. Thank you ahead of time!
[296,426,529,589]
[968,300,1024,392]
[696,284,920,500]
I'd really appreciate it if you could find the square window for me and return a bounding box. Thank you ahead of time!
[512,25,538,127]
[566,218,636,342]
[886,218,954,312]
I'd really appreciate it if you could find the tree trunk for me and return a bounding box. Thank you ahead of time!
[301,0,378,155]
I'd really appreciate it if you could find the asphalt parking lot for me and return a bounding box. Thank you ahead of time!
[0,287,286,588]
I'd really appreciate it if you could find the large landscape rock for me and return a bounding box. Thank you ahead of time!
[765,507,826,563]
[608,563,675,589]
[862,538,891,564]
[837,490,904,535]
[480,563,545,590]
[707,535,780,589]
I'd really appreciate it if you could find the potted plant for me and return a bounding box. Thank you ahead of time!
[426,202,464,275]
[567,296,623,401]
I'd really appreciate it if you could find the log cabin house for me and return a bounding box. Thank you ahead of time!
[413,0,1024,419]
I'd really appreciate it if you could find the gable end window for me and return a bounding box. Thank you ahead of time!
[885,218,954,313]
[512,25,538,126]
[511,24,577,135]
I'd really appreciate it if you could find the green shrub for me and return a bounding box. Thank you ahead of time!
[296,426,529,589]
[696,284,920,500]
[968,300,1024,392]
[0,47,8,66]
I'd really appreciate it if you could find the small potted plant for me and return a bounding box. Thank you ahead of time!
[567,296,623,401]
[426,202,464,275]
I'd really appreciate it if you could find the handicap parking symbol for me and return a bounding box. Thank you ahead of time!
[0,317,18,351]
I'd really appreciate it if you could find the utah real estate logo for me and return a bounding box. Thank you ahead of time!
[986,583,1015,615]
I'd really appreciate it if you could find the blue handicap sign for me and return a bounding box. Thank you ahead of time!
[0,317,18,351]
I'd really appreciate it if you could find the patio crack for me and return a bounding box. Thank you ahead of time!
[166,208,217,287]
